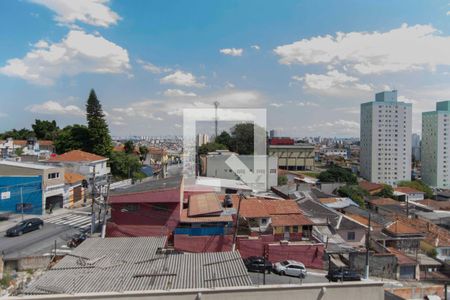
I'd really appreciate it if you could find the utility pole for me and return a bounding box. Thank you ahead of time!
[365,213,371,280]
[214,101,219,139]
[20,187,24,221]
[101,176,111,238]
[90,165,96,235]
[232,192,245,252]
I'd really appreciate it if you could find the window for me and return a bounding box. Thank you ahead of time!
[347,231,356,241]
[261,218,268,225]
[48,172,60,179]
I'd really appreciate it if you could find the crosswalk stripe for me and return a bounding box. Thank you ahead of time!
[45,213,93,229]
[53,216,88,225]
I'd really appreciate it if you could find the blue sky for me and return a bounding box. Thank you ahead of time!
[1,0,450,137]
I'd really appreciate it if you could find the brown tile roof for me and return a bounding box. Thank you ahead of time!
[345,213,382,228]
[359,181,383,192]
[387,247,417,265]
[395,215,450,247]
[368,197,399,206]
[48,150,107,162]
[148,146,167,155]
[188,193,223,217]
[180,208,232,223]
[416,199,450,211]
[271,214,314,226]
[64,172,85,184]
[10,140,54,146]
[385,220,422,235]
[394,187,424,194]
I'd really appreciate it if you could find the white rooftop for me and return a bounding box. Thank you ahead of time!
[0,160,56,170]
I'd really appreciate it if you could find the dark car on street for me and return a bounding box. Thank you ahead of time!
[243,256,272,273]
[326,268,361,282]
[6,218,44,237]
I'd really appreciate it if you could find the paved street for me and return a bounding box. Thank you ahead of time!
[248,271,329,285]
[0,211,95,259]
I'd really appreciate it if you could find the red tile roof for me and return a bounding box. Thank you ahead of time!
[48,150,107,162]
[180,209,232,223]
[359,181,383,192]
[188,193,223,217]
[416,199,450,211]
[369,198,399,206]
[385,220,422,235]
[271,214,314,226]
[395,215,450,247]
[394,187,424,194]
[64,172,85,184]
[387,247,417,265]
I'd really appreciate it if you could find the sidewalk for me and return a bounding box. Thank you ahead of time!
[0,206,91,232]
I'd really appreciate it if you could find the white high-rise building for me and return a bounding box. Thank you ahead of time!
[360,90,412,185]
[422,101,450,188]
[196,133,210,147]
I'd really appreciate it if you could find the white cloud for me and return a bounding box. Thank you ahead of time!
[297,101,319,107]
[293,70,372,91]
[303,119,360,135]
[251,45,260,50]
[275,23,450,75]
[219,48,243,57]
[26,100,84,116]
[30,0,121,27]
[136,59,172,74]
[270,103,283,108]
[163,89,197,97]
[0,30,130,85]
[160,70,205,88]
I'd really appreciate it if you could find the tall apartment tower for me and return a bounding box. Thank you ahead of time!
[422,101,450,188]
[360,90,412,185]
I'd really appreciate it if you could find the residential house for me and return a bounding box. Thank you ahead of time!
[106,176,183,237]
[47,150,109,192]
[318,197,358,212]
[375,220,425,252]
[0,138,54,160]
[0,160,65,213]
[394,187,425,202]
[414,199,450,211]
[298,198,367,247]
[63,172,86,208]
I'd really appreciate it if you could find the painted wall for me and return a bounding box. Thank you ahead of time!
[174,234,233,252]
[0,176,43,215]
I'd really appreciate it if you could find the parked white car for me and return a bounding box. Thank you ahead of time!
[273,260,307,278]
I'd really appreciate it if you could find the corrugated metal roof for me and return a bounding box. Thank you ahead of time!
[25,237,251,295]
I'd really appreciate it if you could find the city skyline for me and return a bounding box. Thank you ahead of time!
[1,1,450,137]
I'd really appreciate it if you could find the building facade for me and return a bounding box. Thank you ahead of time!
[268,144,315,171]
[360,90,412,185]
[422,101,450,188]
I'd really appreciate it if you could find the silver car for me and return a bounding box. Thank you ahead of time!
[274,260,307,278]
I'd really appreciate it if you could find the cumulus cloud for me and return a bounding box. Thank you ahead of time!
[251,45,260,50]
[292,70,372,91]
[275,23,450,75]
[302,119,360,135]
[163,89,197,97]
[30,0,121,27]
[26,101,84,116]
[219,48,243,56]
[0,30,130,85]
[160,70,205,88]
[136,59,172,74]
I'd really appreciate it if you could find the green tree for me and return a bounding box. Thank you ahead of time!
[337,185,368,208]
[230,123,266,155]
[278,175,288,186]
[215,131,232,149]
[86,89,112,157]
[0,128,35,140]
[31,119,59,140]
[198,142,227,155]
[54,125,90,154]
[376,184,394,198]
[398,180,433,199]
[14,147,23,156]
[109,151,146,180]
[139,145,149,164]
[124,140,135,154]
[318,165,357,184]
